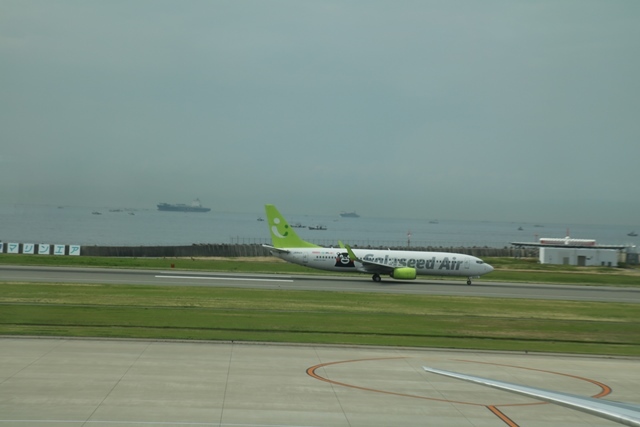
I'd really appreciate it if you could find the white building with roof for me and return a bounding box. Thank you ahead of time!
[511,235,633,267]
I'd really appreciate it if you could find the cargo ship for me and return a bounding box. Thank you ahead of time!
[157,198,211,213]
[339,211,360,218]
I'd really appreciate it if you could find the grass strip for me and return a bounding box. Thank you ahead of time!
[1,283,638,356]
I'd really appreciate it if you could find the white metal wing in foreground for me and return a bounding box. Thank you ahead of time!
[423,366,640,427]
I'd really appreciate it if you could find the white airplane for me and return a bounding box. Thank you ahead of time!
[423,366,640,427]
[262,204,493,284]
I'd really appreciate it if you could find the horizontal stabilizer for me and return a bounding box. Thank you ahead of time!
[262,244,290,254]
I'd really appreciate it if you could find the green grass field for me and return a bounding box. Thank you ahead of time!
[1,254,639,356]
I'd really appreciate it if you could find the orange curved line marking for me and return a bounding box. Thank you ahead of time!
[307,357,487,406]
[306,356,614,427]
[307,358,525,426]
[307,357,613,406]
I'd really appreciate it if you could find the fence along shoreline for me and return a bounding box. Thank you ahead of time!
[80,244,535,258]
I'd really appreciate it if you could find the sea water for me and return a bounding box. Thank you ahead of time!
[1,204,637,249]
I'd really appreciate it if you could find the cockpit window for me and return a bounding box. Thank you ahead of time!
[476,260,484,264]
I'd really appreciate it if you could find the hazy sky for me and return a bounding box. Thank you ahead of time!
[2,1,639,225]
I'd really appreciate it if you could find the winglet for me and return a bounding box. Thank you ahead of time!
[264,205,320,249]
[344,244,359,262]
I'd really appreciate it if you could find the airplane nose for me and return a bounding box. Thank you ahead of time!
[485,263,494,274]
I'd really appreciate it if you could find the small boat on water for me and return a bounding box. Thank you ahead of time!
[308,225,327,230]
[628,231,638,237]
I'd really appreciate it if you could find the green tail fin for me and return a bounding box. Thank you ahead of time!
[265,204,320,248]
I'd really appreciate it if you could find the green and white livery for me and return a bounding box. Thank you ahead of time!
[263,204,493,284]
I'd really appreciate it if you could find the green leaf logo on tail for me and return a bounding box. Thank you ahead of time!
[265,204,320,248]
[271,217,289,238]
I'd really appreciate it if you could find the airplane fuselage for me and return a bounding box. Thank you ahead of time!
[272,247,491,278]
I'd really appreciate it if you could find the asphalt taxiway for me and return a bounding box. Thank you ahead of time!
[1,338,638,427]
[1,265,639,302]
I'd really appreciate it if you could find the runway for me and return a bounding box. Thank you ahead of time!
[1,337,638,427]
[1,265,639,303]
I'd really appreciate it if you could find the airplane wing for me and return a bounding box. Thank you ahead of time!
[423,366,640,427]
[344,244,395,275]
[262,244,290,254]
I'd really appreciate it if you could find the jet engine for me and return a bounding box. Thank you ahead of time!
[390,267,417,280]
